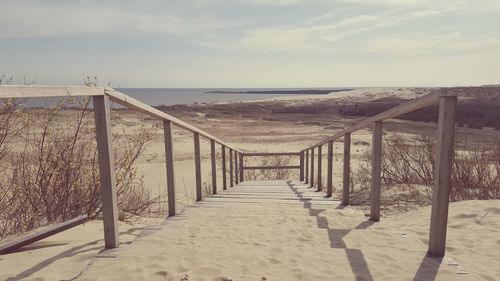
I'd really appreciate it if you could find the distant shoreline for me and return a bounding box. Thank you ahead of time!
[203,89,354,95]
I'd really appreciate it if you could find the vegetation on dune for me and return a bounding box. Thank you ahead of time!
[0,96,162,240]
[350,133,500,213]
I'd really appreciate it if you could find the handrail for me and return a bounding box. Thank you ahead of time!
[297,88,470,257]
[243,152,301,157]
[0,85,491,257]
[0,85,105,98]
[105,88,242,153]
[302,91,443,151]
[240,152,305,182]
[0,84,243,250]
[300,87,480,151]
[0,85,241,153]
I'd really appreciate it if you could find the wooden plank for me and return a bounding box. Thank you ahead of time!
[0,215,89,255]
[243,165,301,170]
[326,140,333,197]
[222,145,227,190]
[105,88,242,153]
[299,151,304,181]
[305,150,309,184]
[210,139,217,195]
[310,148,315,188]
[229,149,234,187]
[239,153,244,182]
[317,145,322,191]
[428,96,457,257]
[0,85,104,98]
[342,133,351,205]
[194,132,202,201]
[243,152,301,157]
[235,152,239,184]
[303,92,442,150]
[370,121,383,222]
[93,95,119,249]
[163,120,176,216]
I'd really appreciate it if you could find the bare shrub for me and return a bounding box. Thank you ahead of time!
[244,156,292,180]
[0,97,161,240]
[351,133,500,212]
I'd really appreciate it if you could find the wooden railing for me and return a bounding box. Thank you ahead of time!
[0,85,243,249]
[0,85,484,257]
[240,152,304,182]
[298,88,469,257]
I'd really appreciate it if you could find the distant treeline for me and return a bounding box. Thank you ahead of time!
[339,99,500,130]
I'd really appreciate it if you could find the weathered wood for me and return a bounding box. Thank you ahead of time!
[229,149,234,187]
[210,139,217,194]
[310,148,315,188]
[428,96,457,257]
[370,121,383,222]
[342,133,351,205]
[305,150,309,184]
[194,132,202,201]
[163,120,176,216]
[242,165,300,170]
[239,153,244,182]
[299,151,304,181]
[93,95,119,249]
[235,152,239,184]
[317,145,322,191]
[105,88,242,153]
[0,85,104,98]
[0,215,89,255]
[243,152,301,156]
[326,140,333,197]
[222,145,227,190]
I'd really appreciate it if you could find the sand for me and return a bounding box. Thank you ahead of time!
[1,87,499,280]
[3,181,496,280]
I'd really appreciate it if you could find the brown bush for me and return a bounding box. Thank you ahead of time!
[0,97,161,240]
[351,133,500,212]
[244,156,293,180]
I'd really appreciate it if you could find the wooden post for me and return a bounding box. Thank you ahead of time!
[235,152,239,184]
[310,148,315,188]
[305,150,309,184]
[342,133,351,205]
[194,132,202,201]
[239,153,244,182]
[299,151,304,181]
[229,149,234,187]
[317,145,322,191]
[210,140,217,194]
[428,96,457,257]
[370,122,383,222]
[222,145,227,190]
[326,140,333,197]
[93,95,119,249]
[163,120,176,216]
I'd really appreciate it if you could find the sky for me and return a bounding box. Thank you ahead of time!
[1,0,500,88]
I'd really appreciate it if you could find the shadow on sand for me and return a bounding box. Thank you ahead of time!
[5,226,145,281]
[287,180,375,281]
[287,180,442,281]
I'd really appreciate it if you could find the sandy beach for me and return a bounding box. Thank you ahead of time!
[1,87,499,280]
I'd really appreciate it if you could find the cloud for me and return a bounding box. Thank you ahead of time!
[191,0,500,55]
[0,1,241,39]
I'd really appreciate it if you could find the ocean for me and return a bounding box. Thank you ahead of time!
[117,88,351,106]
